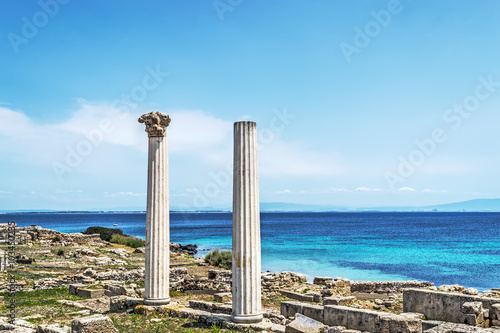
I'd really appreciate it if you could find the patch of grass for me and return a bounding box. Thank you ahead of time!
[169,289,187,298]
[125,280,145,288]
[110,234,145,248]
[0,287,84,308]
[110,314,246,332]
[204,249,231,270]
[11,270,59,281]
[262,292,289,307]
[302,288,310,294]
[210,324,222,333]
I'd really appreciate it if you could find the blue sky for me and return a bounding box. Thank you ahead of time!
[1,0,500,210]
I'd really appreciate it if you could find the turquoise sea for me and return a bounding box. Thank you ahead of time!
[1,211,499,291]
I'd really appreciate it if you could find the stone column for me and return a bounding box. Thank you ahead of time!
[138,111,171,306]
[232,121,263,324]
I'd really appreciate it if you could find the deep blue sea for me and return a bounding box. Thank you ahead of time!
[1,212,499,291]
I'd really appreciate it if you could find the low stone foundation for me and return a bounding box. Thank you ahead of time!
[280,301,421,333]
[351,281,435,294]
[403,288,500,327]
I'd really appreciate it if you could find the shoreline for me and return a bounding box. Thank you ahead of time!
[2,224,498,292]
[0,224,498,332]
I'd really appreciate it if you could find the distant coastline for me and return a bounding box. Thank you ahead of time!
[2,198,500,213]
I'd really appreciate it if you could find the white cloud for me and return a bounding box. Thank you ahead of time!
[0,103,235,167]
[276,189,292,194]
[327,188,349,192]
[117,192,145,196]
[398,187,416,192]
[355,187,383,192]
[423,189,449,193]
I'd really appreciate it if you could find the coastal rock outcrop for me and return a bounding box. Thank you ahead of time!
[0,224,107,247]
[170,243,198,255]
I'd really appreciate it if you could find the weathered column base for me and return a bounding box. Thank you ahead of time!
[143,297,170,306]
[231,313,263,324]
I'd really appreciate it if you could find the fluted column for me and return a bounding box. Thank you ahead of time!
[232,121,263,324]
[138,111,171,306]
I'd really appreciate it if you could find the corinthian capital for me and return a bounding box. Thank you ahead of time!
[138,111,171,137]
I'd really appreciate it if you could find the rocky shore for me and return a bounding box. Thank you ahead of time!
[0,225,498,333]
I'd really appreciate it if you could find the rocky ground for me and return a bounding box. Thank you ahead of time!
[0,225,498,333]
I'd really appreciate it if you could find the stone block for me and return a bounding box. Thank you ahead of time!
[324,305,421,333]
[104,290,118,297]
[76,289,105,298]
[307,293,322,303]
[421,320,443,331]
[345,307,381,333]
[109,296,143,312]
[323,296,356,306]
[71,314,118,333]
[462,302,483,315]
[351,280,434,294]
[399,312,426,321]
[189,300,213,312]
[379,314,422,333]
[105,284,122,294]
[285,313,325,333]
[324,327,347,333]
[327,279,351,297]
[280,290,315,302]
[324,305,349,327]
[313,277,333,286]
[464,288,479,295]
[491,304,500,320]
[403,288,500,324]
[461,314,478,326]
[211,303,232,315]
[281,301,305,319]
[214,292,231,303]
[118,286,136,297]
[36,323,70,332]
[302,304,324,323]
[425,322,493,333]
[69,284,85,295]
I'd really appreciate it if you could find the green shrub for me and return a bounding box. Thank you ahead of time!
[56,249,64,256]
[109,234,145,248]
[51,236,61,243]
[83,226,124,241]
[204,249,232,270]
